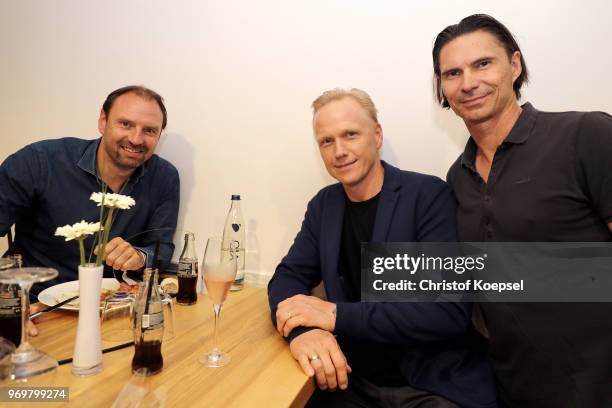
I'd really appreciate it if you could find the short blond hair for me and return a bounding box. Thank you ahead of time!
[311,88,379,123]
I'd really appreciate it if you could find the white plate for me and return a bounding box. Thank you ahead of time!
[38,278,120,311]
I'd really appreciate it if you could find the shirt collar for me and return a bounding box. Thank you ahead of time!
[76,138,100,177]
[460,102,538,170]
[76,138,147,185]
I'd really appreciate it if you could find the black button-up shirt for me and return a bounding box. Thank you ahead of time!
[446,103,612,407]
[0,137,180,296]
[448,103,612,242]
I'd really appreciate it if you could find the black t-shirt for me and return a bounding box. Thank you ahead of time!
[447,103,612,406]
[339,192,379,302]
[337,191,406,386]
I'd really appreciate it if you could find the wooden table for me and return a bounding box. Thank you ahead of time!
[13,287,314,407]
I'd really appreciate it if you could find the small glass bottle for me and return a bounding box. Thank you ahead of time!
[132,267,164,375]
[177,233,198,305]
[222,195,246,291]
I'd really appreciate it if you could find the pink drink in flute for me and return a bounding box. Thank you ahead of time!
[204,279,233,304]
[200,237,237,367]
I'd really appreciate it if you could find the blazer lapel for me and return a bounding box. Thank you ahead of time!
[372,162,401,242]
[320,185,345,300]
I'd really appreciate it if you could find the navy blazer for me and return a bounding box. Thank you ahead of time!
[268,162,497,408]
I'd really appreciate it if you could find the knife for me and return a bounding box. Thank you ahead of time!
[30,295,79,319]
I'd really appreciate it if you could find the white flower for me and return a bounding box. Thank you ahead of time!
[90,192,136,209]
[55,221,102,241]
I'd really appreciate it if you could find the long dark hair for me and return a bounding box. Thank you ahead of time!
[432,14,529,108]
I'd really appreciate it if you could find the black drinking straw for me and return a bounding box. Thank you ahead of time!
[141,241,160,343]
[152,240,160,270]
[6,229,13,256]
[60,341,135,366]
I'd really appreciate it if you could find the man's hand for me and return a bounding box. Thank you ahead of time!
[290,329,351,391]
[276,294,336,337]
[94,237,145,272]
[26,302,45,337]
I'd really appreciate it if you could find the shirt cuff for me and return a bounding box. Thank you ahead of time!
[286,326,316,343]
[333,302,361,337]
[134,247,151,269]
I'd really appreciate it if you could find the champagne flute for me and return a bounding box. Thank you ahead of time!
[0,267,58,381]
[200,237,237,367]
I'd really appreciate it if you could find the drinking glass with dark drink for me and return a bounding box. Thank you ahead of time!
[132,267,164,375]
[0,257,19,347]
[0,336,16,380]
[177,232,199,305]
[0,284,21,347]
[0,267,58,381]
[200,237,237,367]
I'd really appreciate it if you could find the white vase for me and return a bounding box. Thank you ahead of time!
[72,263,104,376]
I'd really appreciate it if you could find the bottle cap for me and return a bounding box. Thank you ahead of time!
[231,195,241,200]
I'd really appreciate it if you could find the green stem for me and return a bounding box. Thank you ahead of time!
[78,238,85,266]
[96,207,115,266]
[92,185,108,264]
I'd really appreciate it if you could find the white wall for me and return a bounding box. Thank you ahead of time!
[1,1,611,283]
